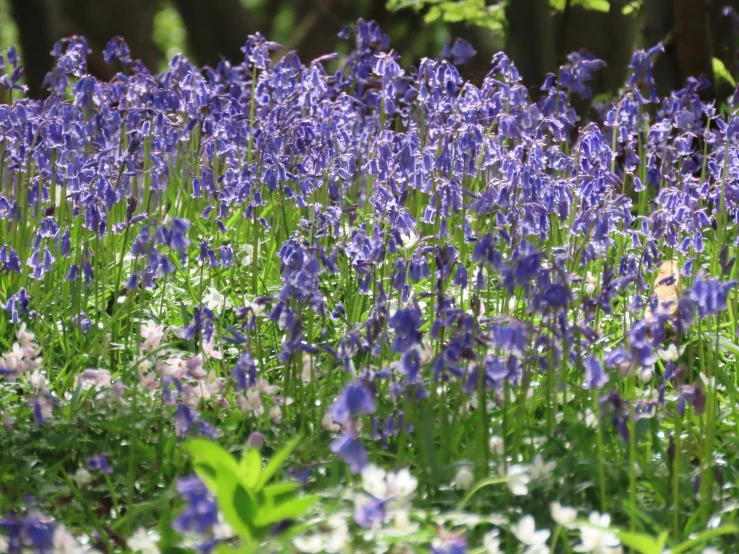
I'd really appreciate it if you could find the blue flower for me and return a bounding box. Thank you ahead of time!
[330,433,368,473]
[87,453,113,475]
[329,382,376,425]
[583,356,608,390]
[174,475,219,535]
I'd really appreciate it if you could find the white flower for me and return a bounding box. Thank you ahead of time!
[140,321,164,351]
[637,365,654,383]
[28,370,48,392]
[16,323,36,348]
[53,525,101,553]
[127,527,161,554]
[550,502,577,529]
[506,464,530,496]
[511,515,550,553]
[453,465,475,490]
[269,405,282,425]
[239,244,254,266]
[361,464,388,499]
[489,436,505,455]
[529,454,556,482]
[293,516,349,553]
[202,285,226,313]
[575,511,621,553]
[322,412,340,432]
[256,377,279,396]
[657,343,678,362]
[585,271,597,295]
[582,408,597,429]
[388,467,418,499]
[202,339,222,360]
[400,230,418,249]
[383,508,420,537]
[293,534,324,553]
[323,516,350,552]
[483,529,502,553]
[72,468,93,487]
[238,389,263,415]
[302,353,315,382]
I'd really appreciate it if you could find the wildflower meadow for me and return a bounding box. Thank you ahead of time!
[1,19,739,554]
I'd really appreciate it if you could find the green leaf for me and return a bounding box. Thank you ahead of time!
[579,0,610,12]
[713,57,737,87]
[260,481,301,502]
[185,439,240,491]
[214,544,242,554]
[254,435,301,491]
[214,465,257,543]
[241,448,262,489]
[456,476,508,510]
[253,495,319,527]
[424,5,441,23]
[671,525,739,554]
[622,1,640,15]
[550,0,566,10]
[616,530,667,554]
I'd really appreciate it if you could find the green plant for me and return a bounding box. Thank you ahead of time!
[184,436,318,553]
[387,0,611,33]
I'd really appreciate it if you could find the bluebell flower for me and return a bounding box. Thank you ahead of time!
[440,38,477,65]
[689,273,738,320]
[174,475,219,535]
[583,356,608,390]
[233,351,257,391]
[329,382,376,424]
[87,453,113,475]
[330,433,368,474]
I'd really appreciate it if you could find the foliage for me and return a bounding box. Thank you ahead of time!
[0,15,738,554]
[388,0,612,34]
[185,436,318,550]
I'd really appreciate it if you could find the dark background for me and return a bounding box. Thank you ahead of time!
[1,0,739,102]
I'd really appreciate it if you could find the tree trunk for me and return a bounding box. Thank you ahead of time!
[640,0,681,97]
[505,0,557,93]
[7,0,55,96]
[172,0,265,67]
[673,0,714,90]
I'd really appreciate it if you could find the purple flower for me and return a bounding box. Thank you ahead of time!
[583,356,608,390]
[87,453,113,475]
[174,475,219,534]
[328,382,376,425]
[689,273,737,320]
[330,433,368,473]
[353,495,386,528]
[233,351,257,391]
[440,38,477,65]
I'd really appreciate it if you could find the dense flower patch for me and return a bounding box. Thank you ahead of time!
[0,19,738,553]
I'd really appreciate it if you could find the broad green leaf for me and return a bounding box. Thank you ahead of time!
[616,530,666,554]
[254,435,301,491]
[185,439,240,491]
[214,464,257,542]
[550,0,566,10]
[622,1,640,15]
[713,58,736,87]
[424,5,441,23]
[580,0,610,12]
[253,495,320,527]
[241,448,262,489]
